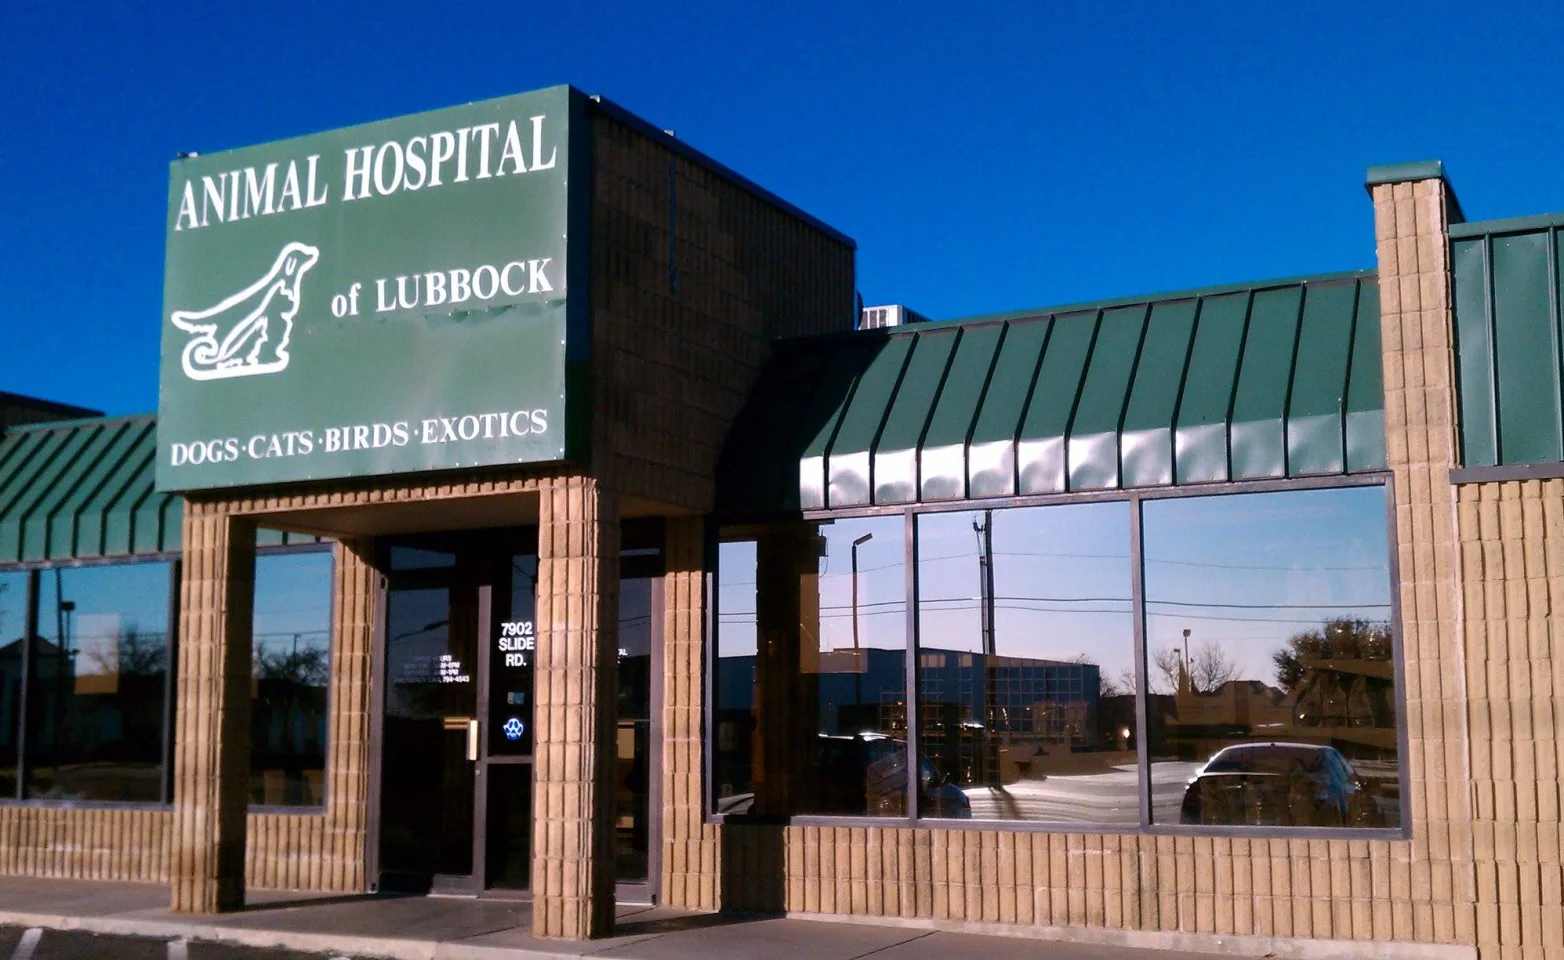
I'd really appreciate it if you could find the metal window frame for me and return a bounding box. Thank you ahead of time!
[706,471,1413,842]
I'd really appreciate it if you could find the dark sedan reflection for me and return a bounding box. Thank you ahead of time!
[1179,742,1384,827]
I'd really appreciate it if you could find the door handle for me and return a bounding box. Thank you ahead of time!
[467,719,480,761]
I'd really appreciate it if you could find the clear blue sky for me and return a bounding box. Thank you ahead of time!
[6,1,1564,416]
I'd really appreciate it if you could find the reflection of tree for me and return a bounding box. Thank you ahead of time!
[256,638,328,687]
[1149,642,1237,695]
[112,628,166,677]
[1273,618,1391,692]
[80,625,167,679]
[1189,642,1238,693]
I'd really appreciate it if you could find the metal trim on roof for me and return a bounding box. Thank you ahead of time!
[716,273,1385,517]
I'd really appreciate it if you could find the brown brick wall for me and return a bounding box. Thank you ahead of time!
[659,517,719,910]
[172,511,255,912]
[532,477,620,938]
[1457,479,1564,957]
[589,113,855,511]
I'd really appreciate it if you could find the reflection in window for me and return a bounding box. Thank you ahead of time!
[714,517,908,818]
[251,550,332,807]
[1142,486,1398,829]
[29,562,171,802]
[713,541,758,815]
[0,572,27,797]
[917,503,1133,823]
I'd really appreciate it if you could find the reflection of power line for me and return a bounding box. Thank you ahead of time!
[721,549,1385,582]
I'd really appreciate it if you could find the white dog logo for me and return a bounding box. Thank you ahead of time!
[170,241,320,381]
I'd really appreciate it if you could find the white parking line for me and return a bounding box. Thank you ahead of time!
[11,928,41,960]
[167,937,189,960]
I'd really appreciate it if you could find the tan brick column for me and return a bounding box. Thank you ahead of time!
[171,510,256,913]
[659,517,720,910]
[1368,169,1477,946]
[532,478,619,939]
[324,537,376,891]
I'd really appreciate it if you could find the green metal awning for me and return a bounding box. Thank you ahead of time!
[0,415,180,562]
[1450,213,1564,468]
[717,271,1385,517]
[0,415,318,563]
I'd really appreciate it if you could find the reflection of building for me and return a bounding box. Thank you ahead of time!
[715,647,1100,796]
[0,633,166,801]
[918,650,1098,786]
[1160,653,1397,765]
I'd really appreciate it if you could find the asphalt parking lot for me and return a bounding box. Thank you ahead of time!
[0,926,347,960]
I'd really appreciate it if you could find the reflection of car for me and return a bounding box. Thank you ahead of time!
[713,735,971,818]
[1179,742,1381,827]
[819,734,971,818]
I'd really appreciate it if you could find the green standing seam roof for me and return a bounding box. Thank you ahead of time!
[1230,286,1304,480]
[826,337,915,507]
[1121,300,1198,488]
[716,271,1386,516]
[0,416,180,562]
[921,325,1003,501]
[873,329,959,505]
[968,321,1049,499]
[0,415,323,564]
[1450,214,1564,468]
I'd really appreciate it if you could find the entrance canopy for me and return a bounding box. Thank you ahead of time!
[717,271,1386,516]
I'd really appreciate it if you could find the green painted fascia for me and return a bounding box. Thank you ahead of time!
[1365,159,1445,187]
[929,269,1376,330]
[1449,211,1564,240]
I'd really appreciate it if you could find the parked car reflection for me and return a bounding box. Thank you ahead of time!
[716,733,971,819]
[1178,742,1383,827]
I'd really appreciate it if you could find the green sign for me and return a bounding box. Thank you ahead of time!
[156,86,583,492]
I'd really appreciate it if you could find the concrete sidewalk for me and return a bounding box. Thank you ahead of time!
[0,878,1237,959]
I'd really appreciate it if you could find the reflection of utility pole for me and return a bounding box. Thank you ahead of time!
[1182,628,1192,695]
[850,533,873,731]
[973,512,998,788]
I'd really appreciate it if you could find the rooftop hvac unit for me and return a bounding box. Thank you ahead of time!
[859,304,931,330]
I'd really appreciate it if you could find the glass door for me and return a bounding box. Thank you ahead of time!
[375,526,660,899]
[378,543,481,893]
[479,551,538,891]
[614,529,664,902]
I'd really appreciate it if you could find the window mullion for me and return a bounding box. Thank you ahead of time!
[16,569,37,800]
[162,560,181,806]
[903,508,918,824]
[1131,495,1151,830]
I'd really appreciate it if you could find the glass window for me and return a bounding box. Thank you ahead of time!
[711,483,1400,835]
[713,540,757,815]
[251,550,332,807]
[715,517,907,818]
[0,571,27,797]
[916,502,1134,823]
[1141,486,1398,829]
[29,562,171,802]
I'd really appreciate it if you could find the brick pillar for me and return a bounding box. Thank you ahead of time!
[324,537,376,891]
[1367,165,1477,946]
[659,517,720,910]
[532,478,619,939]
[171,511,256,913]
